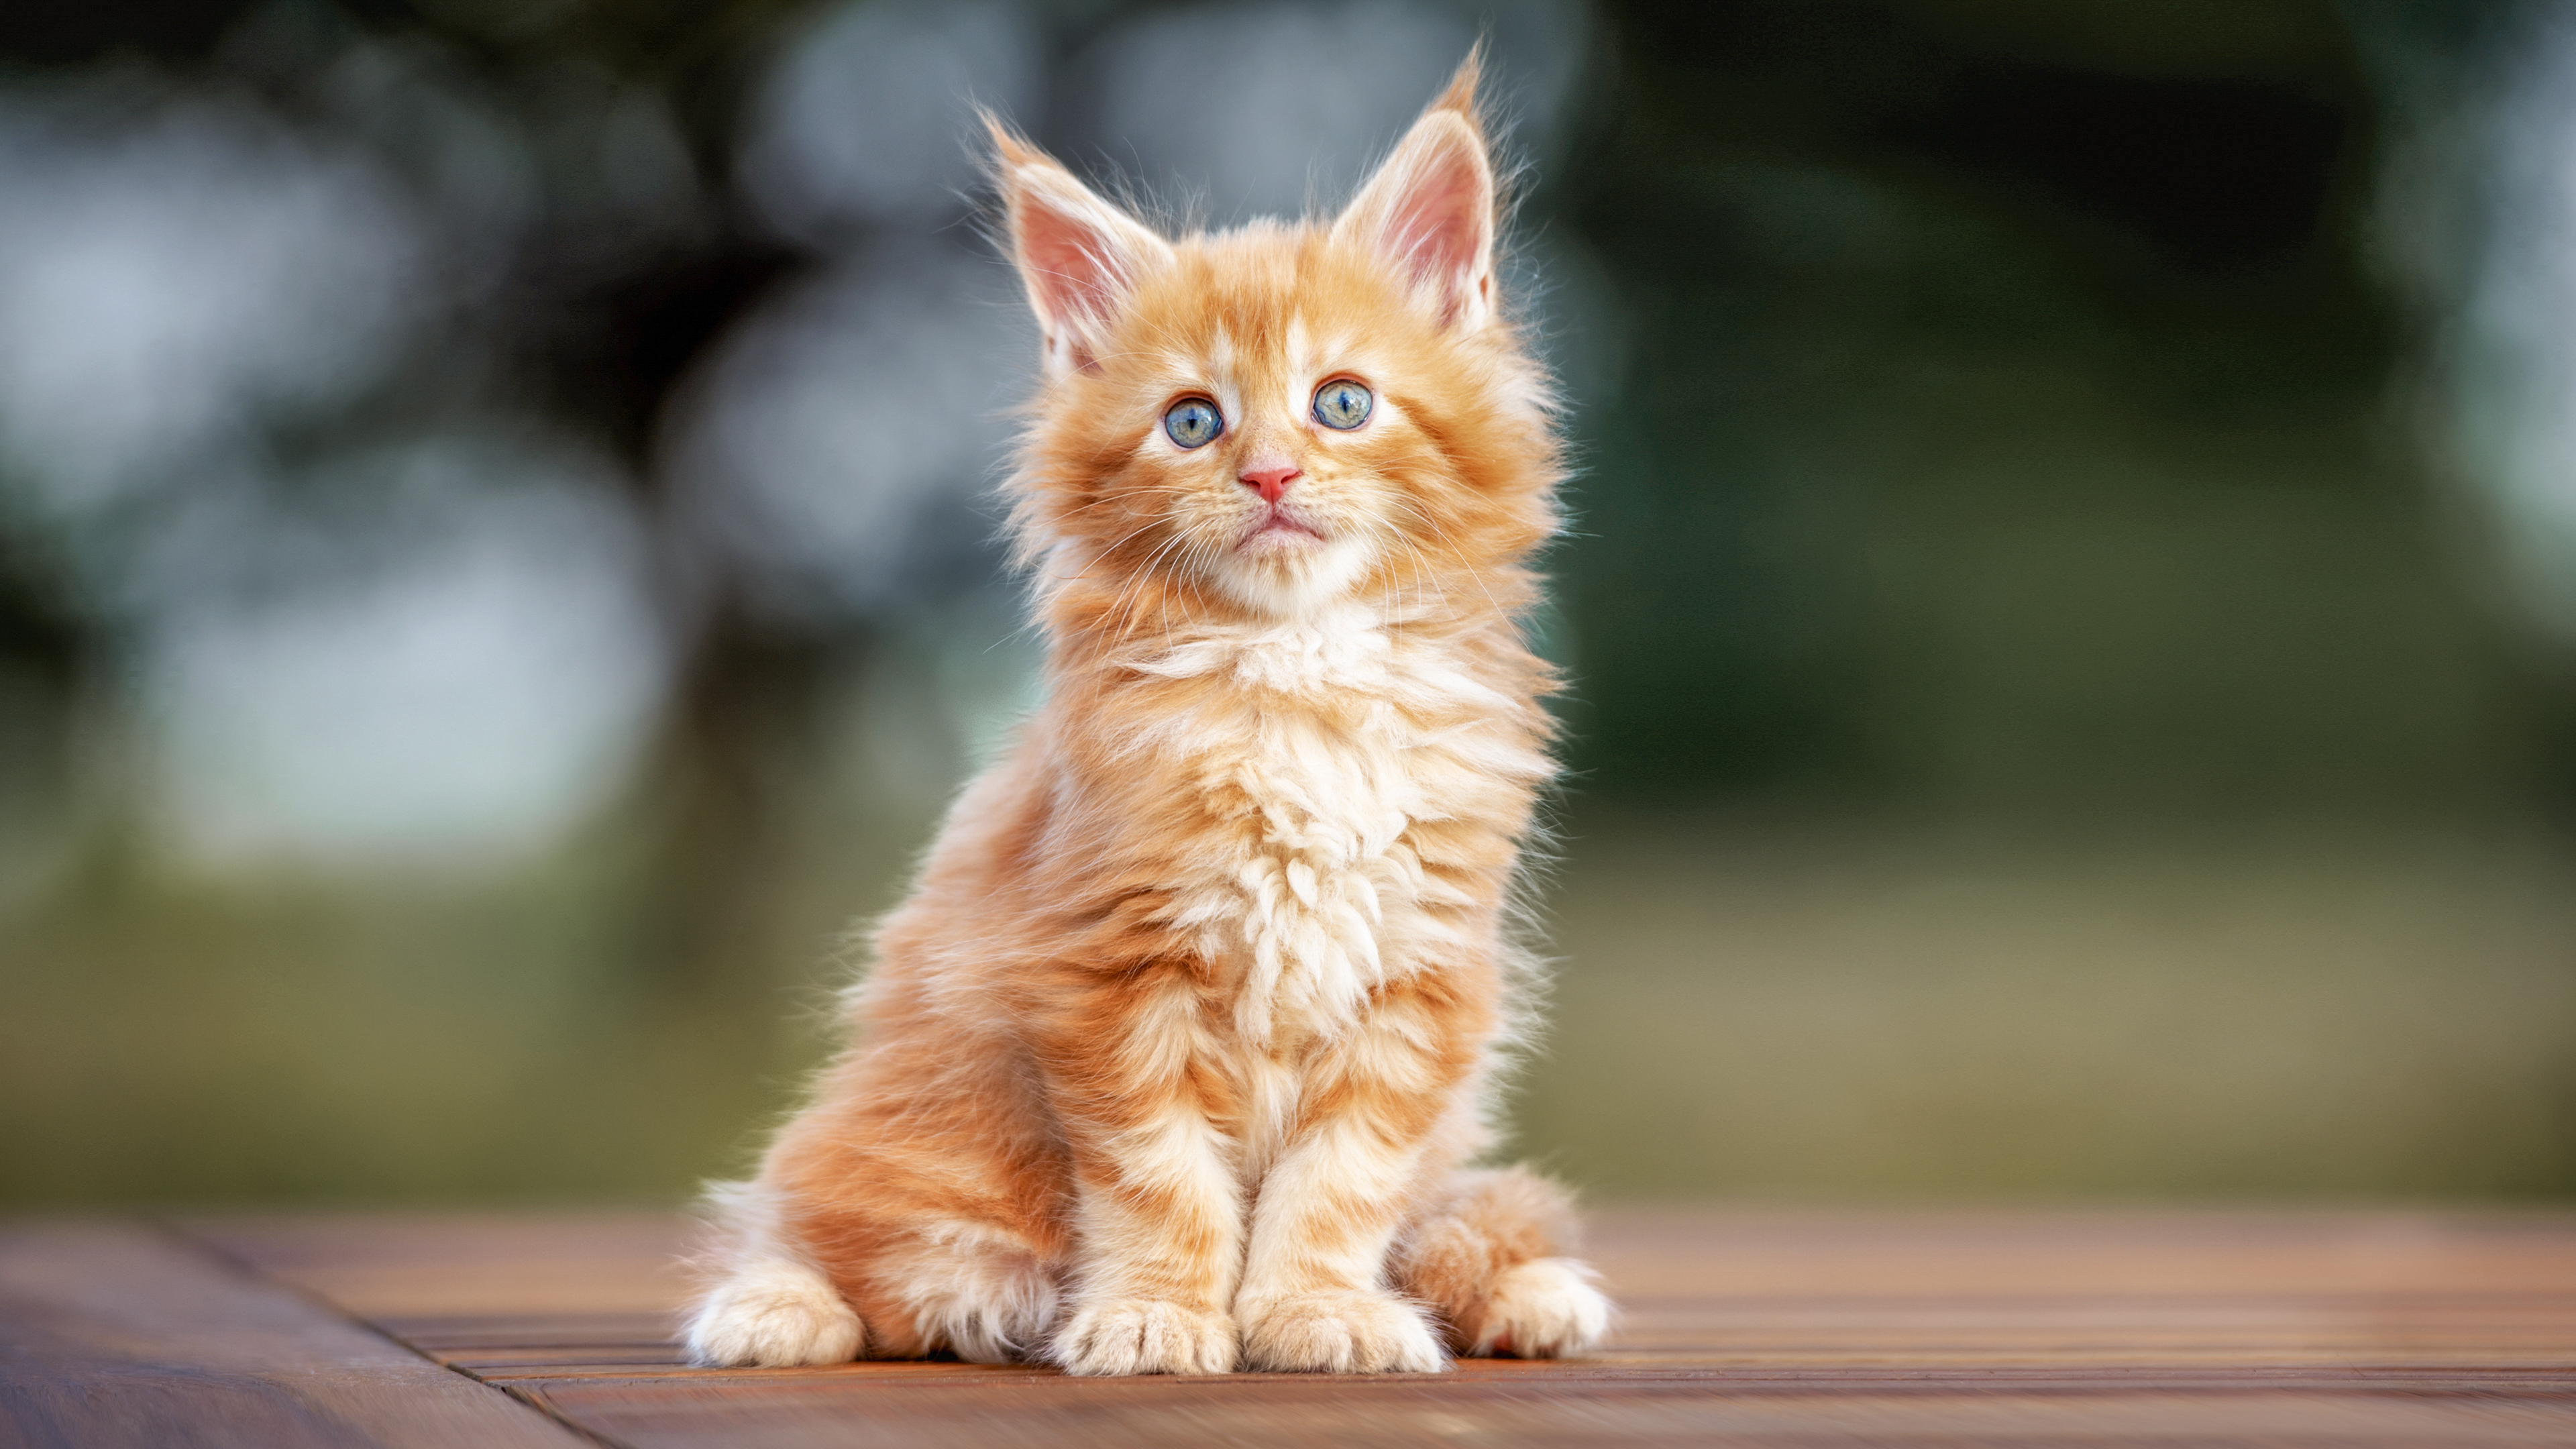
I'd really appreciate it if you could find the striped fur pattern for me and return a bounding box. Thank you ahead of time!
[686,58,1609,1376]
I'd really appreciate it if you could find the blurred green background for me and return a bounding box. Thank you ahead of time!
[4,0,2573,1207]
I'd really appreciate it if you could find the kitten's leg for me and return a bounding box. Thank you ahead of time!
[1040,967,1243,1376]
[1391,1166,1611,1358]
[845,1218,1061,1364]
[690,1191,1063,1366]
[1234,976,1471,1374]
[685,1181,865,1367]
[688,1028,1067,1366]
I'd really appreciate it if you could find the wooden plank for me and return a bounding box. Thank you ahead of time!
[520,1375,2576,1449]
[185,1213,690,1319]
[180,1208,2576,1447]
[0,1221,590,1449]
[1582,1207,2576,1297]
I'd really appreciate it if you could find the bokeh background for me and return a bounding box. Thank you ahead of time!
[4,0,2573,1208]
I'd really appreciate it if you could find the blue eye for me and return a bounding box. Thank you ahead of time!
[1163,398,1222,449]
[1313,378,1373,431]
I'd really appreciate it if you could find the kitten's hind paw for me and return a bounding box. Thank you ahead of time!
[686,1257,865,1367]
[1470,1258,1610,1359]
[1238,1289,1446,1374]
[1053,1298,1238,1375]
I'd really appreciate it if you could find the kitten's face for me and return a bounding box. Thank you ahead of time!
[1052,231,1543,617]
[997,69,1556,623]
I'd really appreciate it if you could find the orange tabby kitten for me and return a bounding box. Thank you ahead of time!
[685,58,1608,1376]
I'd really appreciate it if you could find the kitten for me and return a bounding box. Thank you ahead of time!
[684,56,1609,1377]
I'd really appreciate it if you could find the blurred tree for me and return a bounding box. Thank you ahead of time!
[1556,0,2563,818]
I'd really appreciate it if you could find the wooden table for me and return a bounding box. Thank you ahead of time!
[5,1208,2573,1446]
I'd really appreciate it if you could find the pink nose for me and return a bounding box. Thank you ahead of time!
[1238,461,1301,504]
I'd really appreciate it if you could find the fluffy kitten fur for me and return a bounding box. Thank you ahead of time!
[685,58,1608,1377]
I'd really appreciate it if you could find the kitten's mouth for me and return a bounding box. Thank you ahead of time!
[1240,506,1326,549]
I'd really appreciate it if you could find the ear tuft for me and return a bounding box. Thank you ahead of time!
[1334,53,1500,332]
[1430,43,1485,123]
[988,115,1173,376]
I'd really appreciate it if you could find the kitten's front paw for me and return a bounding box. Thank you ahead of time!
[1238,1289,1446,1373]
[1053,1299,1237,1375]
[1470,1257,1610,1358]
[685,1257,865,1367]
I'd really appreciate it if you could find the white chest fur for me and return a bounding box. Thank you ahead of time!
[1118,608,1544,1045]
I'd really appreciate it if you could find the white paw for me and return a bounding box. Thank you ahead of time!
[685,1257,864,1367]
[1239,1290,1446,1374]
[1053,1298,1237,1375]
[895,1232,1060,1364]
[1471,1257,1610,1358]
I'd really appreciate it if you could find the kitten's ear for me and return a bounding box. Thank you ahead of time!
[988,117,1173,376]
[1333,55,1499,332]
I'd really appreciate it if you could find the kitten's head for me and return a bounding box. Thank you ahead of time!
[994,58,1559,626]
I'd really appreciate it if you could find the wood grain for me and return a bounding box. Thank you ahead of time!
[0,1220,586,1449]
[172,1207,2576,1446]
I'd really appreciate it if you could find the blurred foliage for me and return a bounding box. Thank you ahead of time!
[2,0,2572,1207]
[1556,0,2563,812]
